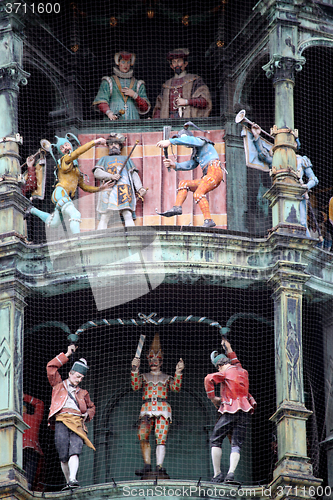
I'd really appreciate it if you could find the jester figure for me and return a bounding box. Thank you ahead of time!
[25,135,112,234]
[156,122,225,228]
[131,333,184,478]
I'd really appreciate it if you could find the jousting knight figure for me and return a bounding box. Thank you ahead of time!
[156,122,225,228]
[131,333,184,479]
[25,134,112,234]
[93,133,146,228]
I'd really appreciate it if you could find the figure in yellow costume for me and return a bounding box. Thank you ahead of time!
[25,135,112,234]
[131,334,184,479]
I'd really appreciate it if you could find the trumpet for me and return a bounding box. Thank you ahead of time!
[235,109,274,141]
[20,139,51,169]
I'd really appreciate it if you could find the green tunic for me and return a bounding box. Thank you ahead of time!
[93,75,150,120]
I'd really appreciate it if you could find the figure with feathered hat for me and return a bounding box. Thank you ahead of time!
[24,135,112,234]
[46,345,95,490]
[93,51,150,121]
[153,48,212,119]
[93,133,146,228]
[204,338,256,484]
[156,122,226,228]
[131,333,184,479]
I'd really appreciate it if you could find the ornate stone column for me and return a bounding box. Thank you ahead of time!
[0,4,29,238]
[0,4,29,490]
[262,55,307,238]
[268,258,321,498]
[253,1,323,496]
[258,0,308,237]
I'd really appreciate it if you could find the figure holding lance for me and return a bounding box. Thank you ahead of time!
[93,133,146,228]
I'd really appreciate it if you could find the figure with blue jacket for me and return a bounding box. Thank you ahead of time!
[156,122,224,228]
[251,124,319,237]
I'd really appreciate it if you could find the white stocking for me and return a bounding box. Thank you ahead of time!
[61,462,70,483]
[122,209,135,226]
[211,447,222,477]
[68,455,79,481]
[228,451,240,473]
[156,444,166,466]
[97,213,109,230]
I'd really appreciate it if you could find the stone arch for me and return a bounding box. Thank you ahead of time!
[233,46,270,112]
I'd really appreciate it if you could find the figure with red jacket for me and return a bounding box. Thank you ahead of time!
[46,345,95,490]
[204,339,256,484]
[23,394,44,489]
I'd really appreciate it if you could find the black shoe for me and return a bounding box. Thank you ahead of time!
[211,472,224,483]
[155,206,182,217]
[68,479,80,488]
[24,206,33,220]
[203,219,216,228]
[135,464,152,476]
[224,472,235,483]
[156,465,167,474]
[155,465,170,478]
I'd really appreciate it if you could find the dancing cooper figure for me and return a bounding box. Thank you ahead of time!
[204,338,256,484]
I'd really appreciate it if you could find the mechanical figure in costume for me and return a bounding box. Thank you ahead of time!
[93,51,150,121]
[251,123,319,237]
[25,135,111,234]
[47,345,95,489]
[204,338,256,484]
[23,394,44,490]
[153,48,212,119]
[156,122,225,228]
[93,133,146,228]
[131,333,184,478]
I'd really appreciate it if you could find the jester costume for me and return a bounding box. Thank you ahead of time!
[131,333,183,478]
[28,140,101,234]
[131,370,182,445]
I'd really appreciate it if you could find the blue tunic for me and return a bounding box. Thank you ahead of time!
[93,155,137,214]
[170,135,219,173]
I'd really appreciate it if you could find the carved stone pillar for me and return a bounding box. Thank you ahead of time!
[268,258,321,499]
[263,56,308,237]
[0,5,29,238]
[0,279,28,485]
[0,5,29,491]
